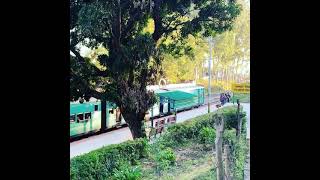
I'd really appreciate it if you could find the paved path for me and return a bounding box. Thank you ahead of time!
[70,103,234,158]
[176,102,233,123]
[70,127,132,158]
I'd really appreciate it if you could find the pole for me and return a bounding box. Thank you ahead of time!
[236,99,242,138]
[208,36,213,113]
[215,114,224,180]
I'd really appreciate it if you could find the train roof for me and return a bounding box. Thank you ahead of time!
[157,90,196,101]
[70,85,204,104]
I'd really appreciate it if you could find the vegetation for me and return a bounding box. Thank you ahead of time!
[70,106,248,180]
[111,161,142,180]
[231,93,250,103]
[70,138,147,180]
[70,0,241,138]
[199,127,216,144]
[162,0,250,91]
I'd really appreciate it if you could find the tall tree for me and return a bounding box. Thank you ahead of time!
[70,0,241,138]
[162,35,209,83]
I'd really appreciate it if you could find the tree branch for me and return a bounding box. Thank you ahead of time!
[70,47,108,77]
[152,0,162,42]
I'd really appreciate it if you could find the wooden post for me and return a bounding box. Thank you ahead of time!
[215,114,224,180]
[224,144,232,180]
[236,99,242,138]
[175,108,177,122]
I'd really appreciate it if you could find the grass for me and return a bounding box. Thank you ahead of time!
[231,93,250,103]
[191,168,216,180]
[140,142,216,180]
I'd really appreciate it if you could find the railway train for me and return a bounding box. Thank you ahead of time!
[70,84,205,138]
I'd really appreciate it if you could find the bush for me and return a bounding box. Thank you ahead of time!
[217,107,246,132]
[70,138,147,180]
[199,127,216,144]
[111,160,142,180]
[156,106,246,148]
[223,129,237,145]
[154,147,176,173]
[231,139,248,180]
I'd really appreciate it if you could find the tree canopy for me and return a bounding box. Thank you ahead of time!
[161,0,249,90]
[70,0,241,138]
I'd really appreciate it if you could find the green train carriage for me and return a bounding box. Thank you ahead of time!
[70,102,126,137]
[70,86,205,138]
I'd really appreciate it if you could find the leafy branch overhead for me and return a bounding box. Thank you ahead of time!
[70,0,241,138]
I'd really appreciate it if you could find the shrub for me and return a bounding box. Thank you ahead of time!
[156,106,246,148]
[154,147,176,173]
[70,138,147,180]
[231,139,248,180]
[199,127,216,144]
[217,107,246,131]
[111,160,142,180]
[223,128,237,145]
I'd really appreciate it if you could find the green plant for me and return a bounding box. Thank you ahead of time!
[199,127,216,144]
[192,168,217,180]
[223,129,237,145]
[70,138,147,180]
[232,139,249,180]
[216,107,246,132]
[111,160,142,180]
[153,106,246,149]
[153,147,176,175]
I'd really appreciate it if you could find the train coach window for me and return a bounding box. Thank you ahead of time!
[77,114,84,122]
[85,113,91,120]
[70,115,75,123]
[94,105,98,111]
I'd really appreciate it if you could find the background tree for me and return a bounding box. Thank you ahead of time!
[161,35,209,83]
[161,0,249,90]
[212,0,249,86]
[70,0,241,138]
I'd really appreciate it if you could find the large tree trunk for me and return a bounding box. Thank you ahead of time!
[100,97,107,132]
[122,110,146,139]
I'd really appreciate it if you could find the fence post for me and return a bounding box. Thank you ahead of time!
[215,114,225,180]
[236,99,242,138]
[224,144,232,180]
[232,92,235,105]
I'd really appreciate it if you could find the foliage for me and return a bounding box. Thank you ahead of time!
[70,138,147,180]
[154,106,245,148]
[161,0,250,86]
[111,160,142,180]
[223,128,237,145]
[147,142,176,176]
[217,106,246,133]
[231,93,250,103]
[192,168,216,180]
[154,148,176,172]
[197,79,230,93]
[162,35,209,83]
[231,138,248,180]
[199,127,216,144]
[212,0,250,84]
[70,0,241,138]
[70,106,248,179]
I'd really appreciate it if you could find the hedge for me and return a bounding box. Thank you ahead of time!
[70,138,147,180]
[70,106,247,179]
[157,106,246,147]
